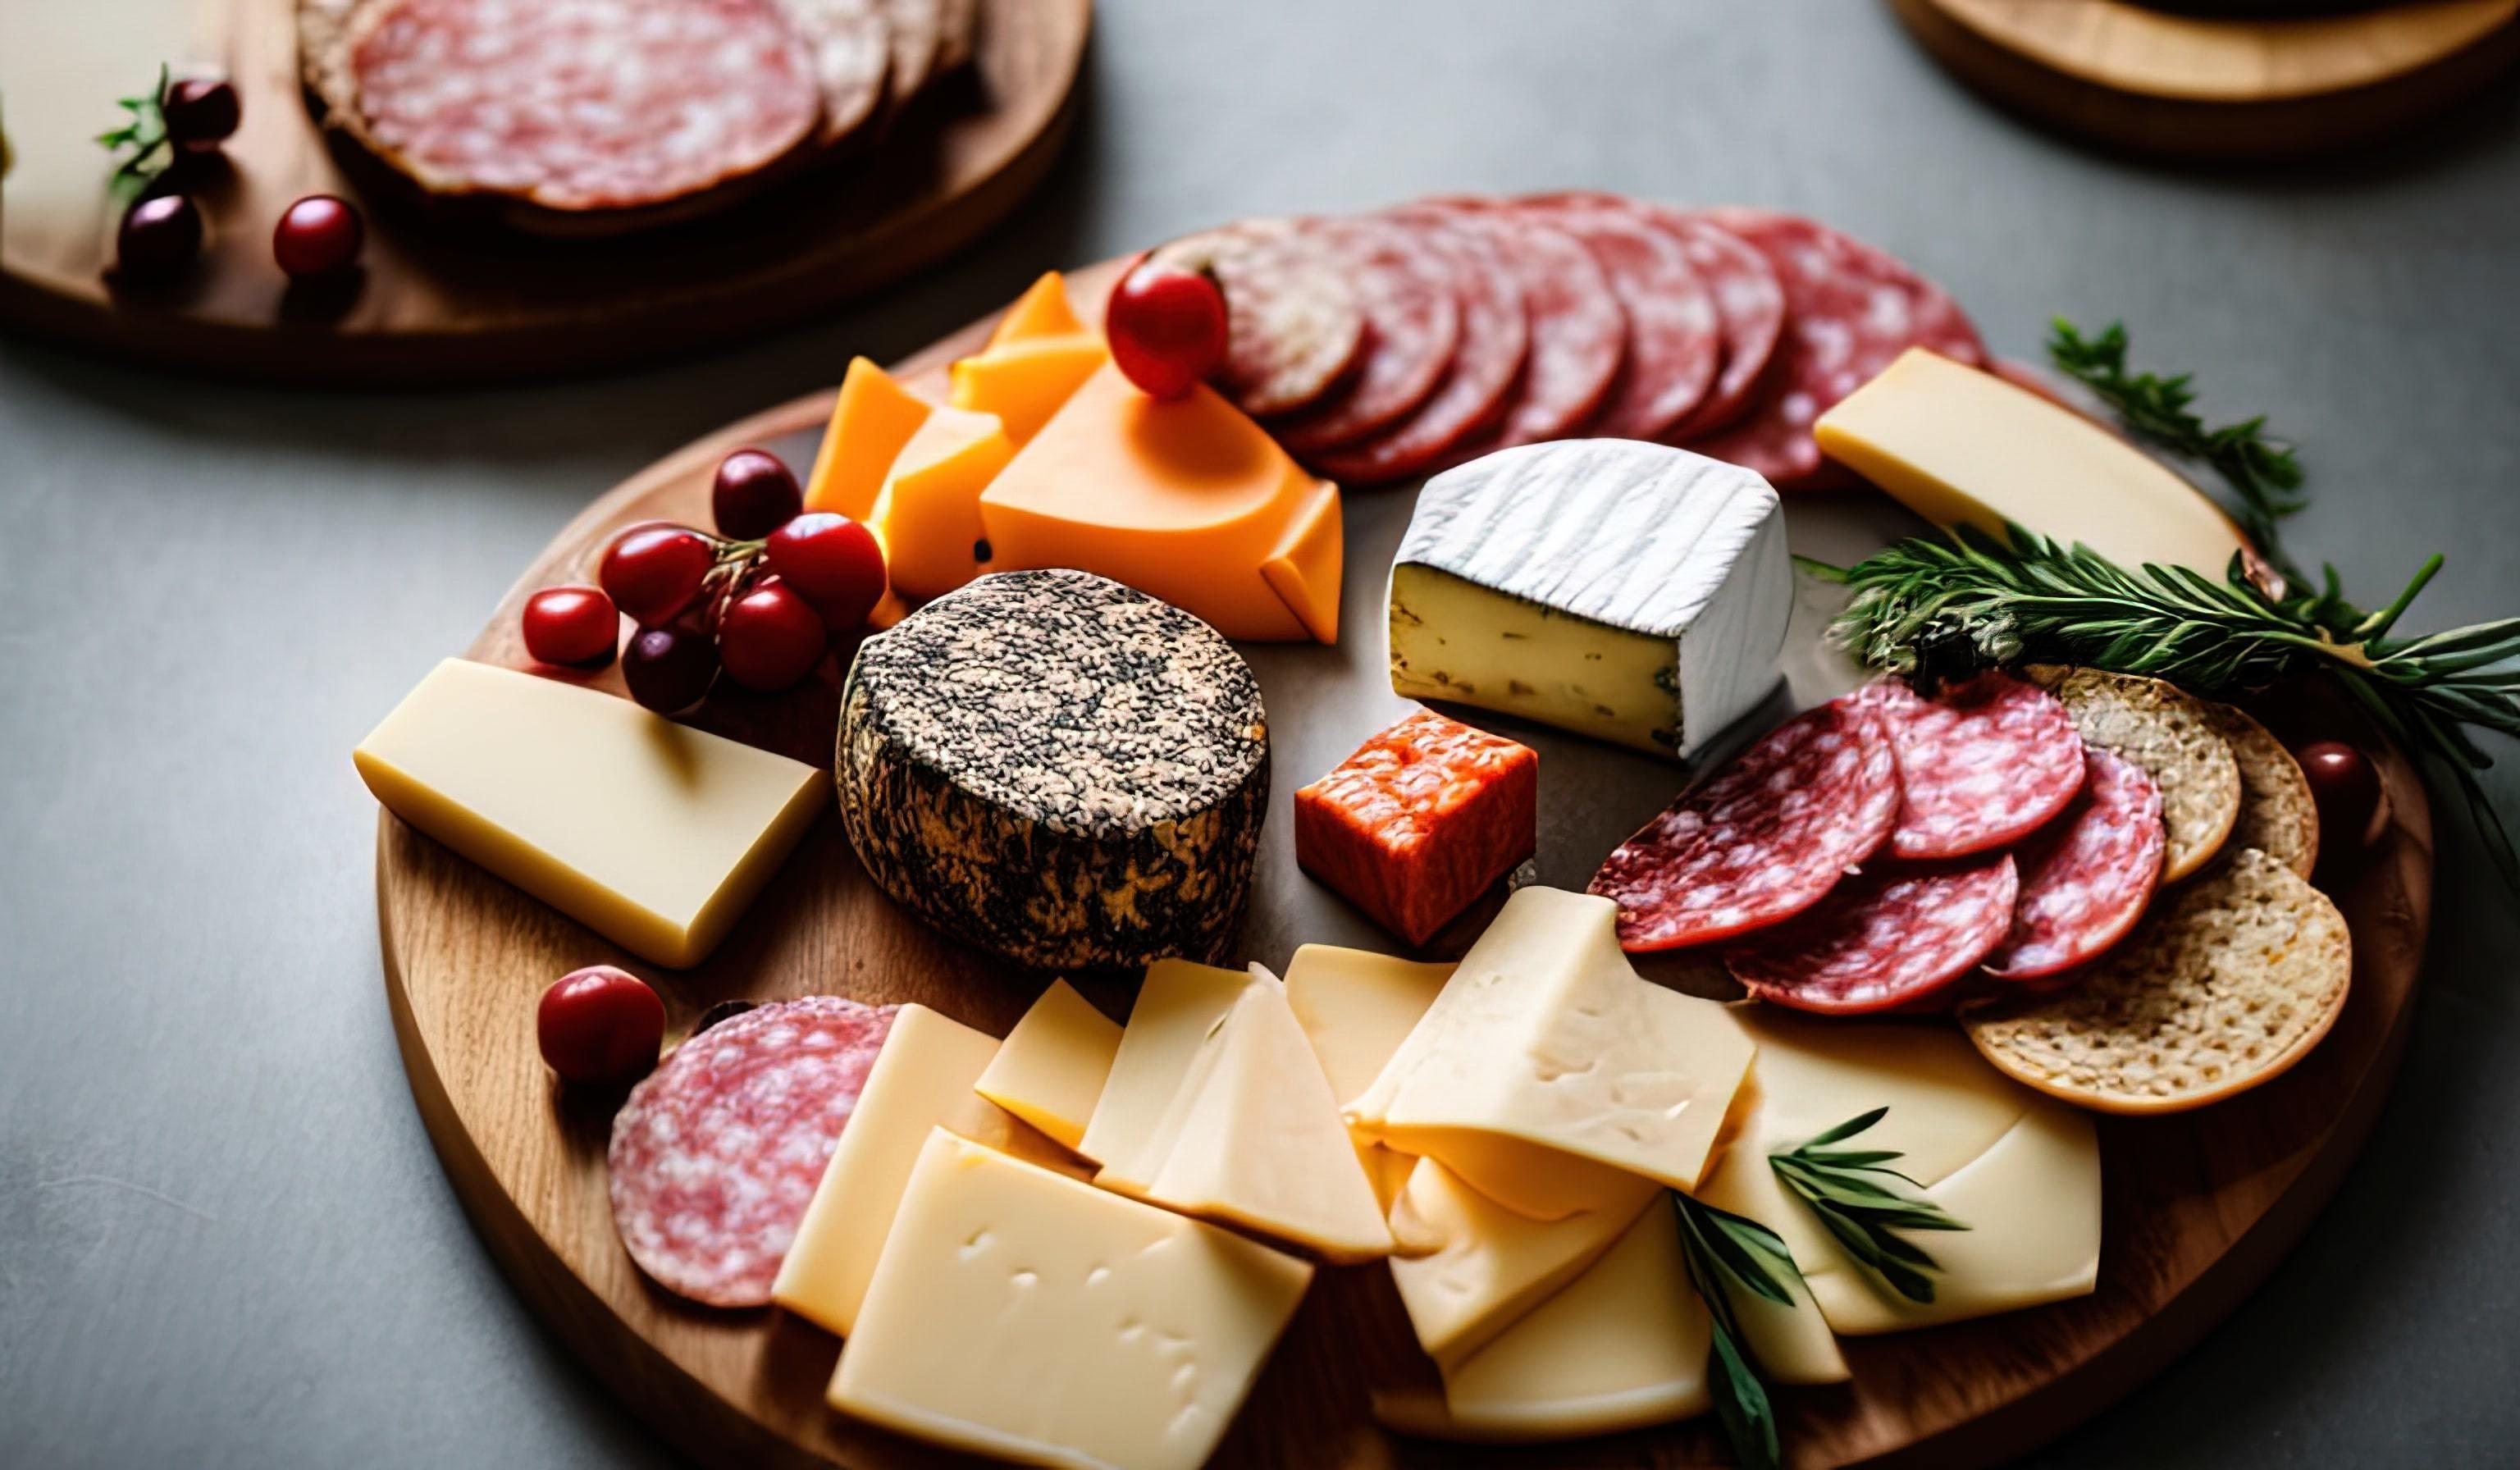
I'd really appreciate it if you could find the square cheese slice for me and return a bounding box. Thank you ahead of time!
[829,1130,1312,1470]
[1388,440,1790,759]
[1348,886,1755,1219]
[772,1004,1075,1337]
[353,658,824,968]
[974,978,1122,1150]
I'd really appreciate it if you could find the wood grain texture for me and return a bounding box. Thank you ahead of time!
[0,0,1089,383]
[375,267,2436,1468]
[1888,0,2520,160]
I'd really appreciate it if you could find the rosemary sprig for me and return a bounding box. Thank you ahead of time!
[1768,1108,1967,1305]
[95,65,174,205]
[1673,1191,1800,1470]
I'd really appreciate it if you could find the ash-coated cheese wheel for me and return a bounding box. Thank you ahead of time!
[1859,673,2087,860]
[1589,700,1901,952]
[1269,218,1465,453]
[1728,851,2020,1015]
[1984,745,2166,979]
[838,570,1270,971]
[607,997,897,1307]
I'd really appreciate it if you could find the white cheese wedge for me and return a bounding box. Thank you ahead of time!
[1373,1194,1711,1443]
[1282,946,1455,1211]
[772,1004,1076,1337]
[1347,886,1755,1220]
[1386,1156,1661,1367]
[1387,440,1792,759]
[974,978,1121,1150]
[1813,348,2250,574]
[1078,958,1258,1181]
[830,1130,1312,1470]
[1695,1005,2101,1337]
[353,658,824,967]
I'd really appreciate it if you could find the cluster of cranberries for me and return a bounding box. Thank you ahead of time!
[113,73,366,285]
[521,448,888,714]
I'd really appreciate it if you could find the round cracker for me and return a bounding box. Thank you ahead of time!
[1962,847,2349,1115]
[2207,702,2319,879]
[2028,666,2240,881]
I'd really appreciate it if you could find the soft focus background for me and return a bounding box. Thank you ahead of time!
[4,2,2516,1465]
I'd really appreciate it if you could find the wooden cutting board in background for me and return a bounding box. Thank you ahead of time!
[0,0,1090,382]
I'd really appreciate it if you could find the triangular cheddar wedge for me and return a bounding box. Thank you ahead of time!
[949,333,1110,447]
[868,405,1014,600]
[987,271,1089,348]
[806,358,933,520]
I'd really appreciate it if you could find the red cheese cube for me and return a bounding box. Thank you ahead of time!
[1294,709,1538,947]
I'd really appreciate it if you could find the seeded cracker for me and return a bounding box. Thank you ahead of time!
[2207,701,2319,879]
[2028,666,2240,881]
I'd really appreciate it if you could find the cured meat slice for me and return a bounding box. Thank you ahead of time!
[875,0,942,110]
[349,0,825,212]
[1447,211,1625,447]
[1588,701,1901,952]
[1153,222,1367,418]
[1308,214,1531,486]
[1516,194,1720,441]
[1857,673,2086,860]
[1984,746,2165,979]
[1685,208,1984,491]
[608,996,897,1307]
[1655,210,1787,437]
[773,0,893,145]
[1728,852,2020,1015]
[1269,219,1464,453]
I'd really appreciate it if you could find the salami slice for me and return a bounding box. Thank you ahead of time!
[1683,208,1984,491]
[608,996,897,1307]
[1268,219,1463,454]
[1153,221,1367,418]
[1308,213,1530,486]
[1517,194,1720,441]
[1984,746,2166,979]
[1654,210,1787,437]
[1588,701,1901,952]
[351,0,826,212]
[1728,852,2020,1015]
[1467,212,1626,445]
[1858,673,2087,860]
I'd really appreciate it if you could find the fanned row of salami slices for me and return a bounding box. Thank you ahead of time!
[1587,669,2313,1016]
[1167,193,1983,488]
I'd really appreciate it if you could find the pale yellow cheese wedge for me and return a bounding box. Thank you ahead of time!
[1283,945,1455,1213]
[973,978,1121,1150]
[1386,1157,1660,1367]
[1079,958,1258,1182]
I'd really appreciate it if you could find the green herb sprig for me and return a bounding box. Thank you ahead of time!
[95,66,175,204]
[1769,1108,1967,1305]
[1673,1192,1801,1470]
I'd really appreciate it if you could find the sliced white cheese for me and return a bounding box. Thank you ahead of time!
[1347,886,1755,1219]
[973,978,1121,1150]
[1388,440,1791,758]
[1386,1156,1660,1367]
[1283,945,1455,1212]
[1078,958,1258,1182]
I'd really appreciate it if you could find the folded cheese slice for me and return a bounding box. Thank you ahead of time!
[1283,946,1454,1211]
[1386,1156,1660,1367]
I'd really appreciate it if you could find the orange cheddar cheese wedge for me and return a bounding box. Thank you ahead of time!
[988,271,1088,348]
[806,358,933,520]
[869,405,1015,600]
[949,334,1110,446]
[978,363,1344,644]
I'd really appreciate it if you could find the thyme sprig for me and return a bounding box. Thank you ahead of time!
[95,66,176,204]
[1768,1108,1967,1305]
[1673,1192,1801,1470]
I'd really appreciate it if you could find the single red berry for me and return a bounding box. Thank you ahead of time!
[621,623,719,714]
[763,513,887,632]
[521,585,619,669]
[536,966,665,1087]
[162,77,241,152]
[2297,740,2381,852]
[711,449,804,540]
[116,193,202,281]
[717,578,829,692]
[273,194,364,279]
[599,524,715,626]
[1106,254,1229,400]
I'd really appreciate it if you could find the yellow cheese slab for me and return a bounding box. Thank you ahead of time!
[974,978,1122,1150]
[352,659,824,968]
[949,333,1110,446]
[1386,1157,1659,1367]
[830,1130,1312,1470]
[1284,946,1455,1212]
[1349,887,1755,1219]
[1813,348,2250,574]
[978,363,1344,643]
[1079,959,1259,1183]
[869,404,1016,600]
[806,357,934,520]
[988,270,1089,348]
[771,1004,1076,1338]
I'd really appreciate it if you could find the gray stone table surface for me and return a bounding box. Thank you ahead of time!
[4,2,2517,1465]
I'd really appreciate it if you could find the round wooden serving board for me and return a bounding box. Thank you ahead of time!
[1887,0,2520,161]
[376,262,2436,1468]
[0,0,1089,383]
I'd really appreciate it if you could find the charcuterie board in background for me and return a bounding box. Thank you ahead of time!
[0,0,1089,383]
[374,254,2437,1468]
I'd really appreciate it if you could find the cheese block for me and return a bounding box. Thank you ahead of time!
[1282,946,1454,1210]
[1386,1156,1659,1367]
[979,363,1344,643]
[806,357,934,520]
[867,404,1016,600]
[1348,886,1756,1219]
[1387,440,1791,759]
[1813,348,2251,574]
[829,1130,1312,1470]
[838,572,1269,972]
[353,659,824,968]
[771,1004,1077,1337]
[1694,1005,2101,1336]
[973,979,1122,1150]
[1374,1194,1711,1443]
[988,270,1089,348]
[949,333,1110,445]
[1079,959,1260,1182]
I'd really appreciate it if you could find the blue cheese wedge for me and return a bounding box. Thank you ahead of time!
[1387,441,1791,759]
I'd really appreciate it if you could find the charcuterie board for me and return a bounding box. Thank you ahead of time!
[0,0,1089,383]
[1888,0,2520,161]
[375,253,2436,1468]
